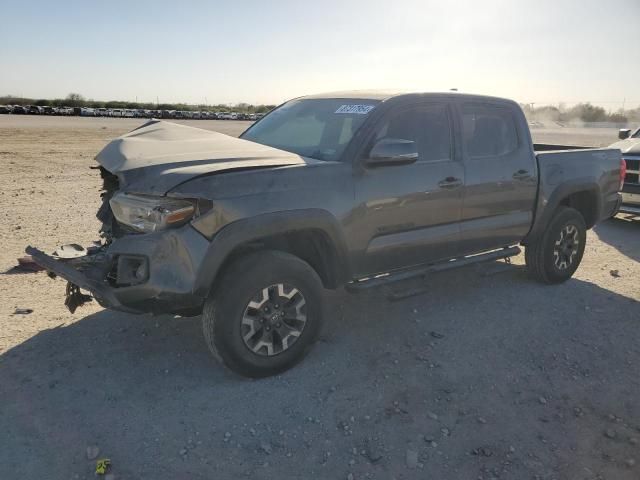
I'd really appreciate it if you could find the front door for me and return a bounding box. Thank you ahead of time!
[352,102,465,276]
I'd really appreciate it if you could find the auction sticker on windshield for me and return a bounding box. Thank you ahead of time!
[335,104,375,114]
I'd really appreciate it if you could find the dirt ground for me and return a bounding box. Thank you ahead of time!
[1,115,639,480]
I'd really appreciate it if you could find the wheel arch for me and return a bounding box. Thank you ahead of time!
[558,190,599,228]
[193,209,351,297]
[523,180,601,245]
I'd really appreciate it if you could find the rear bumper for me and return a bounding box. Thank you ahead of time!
[604,192,623,219]
[27,225,211,315]
[619,190,640,215]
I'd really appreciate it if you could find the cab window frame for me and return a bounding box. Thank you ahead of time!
[461,103,521,160]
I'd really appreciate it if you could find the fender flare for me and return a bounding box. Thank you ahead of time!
[192,209,351,297]
[523,179,601,244]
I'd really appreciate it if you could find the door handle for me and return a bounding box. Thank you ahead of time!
[438,177,463,189]
[512,169,531,180]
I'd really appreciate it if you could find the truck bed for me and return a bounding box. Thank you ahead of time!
[525,147,622,241]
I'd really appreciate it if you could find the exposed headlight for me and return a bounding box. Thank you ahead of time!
[109,192,196,233]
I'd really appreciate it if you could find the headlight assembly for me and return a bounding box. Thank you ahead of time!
[109,192,196,233]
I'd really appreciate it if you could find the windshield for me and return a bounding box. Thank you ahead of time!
[241,98,380,161]
[632,128,640,139]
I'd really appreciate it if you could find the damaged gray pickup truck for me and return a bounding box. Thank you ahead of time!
[28,92,624,377]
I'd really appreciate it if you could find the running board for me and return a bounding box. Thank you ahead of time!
[346,246,521,292]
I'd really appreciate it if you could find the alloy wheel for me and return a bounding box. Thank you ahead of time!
[553,224,579,270]
[241,283,307,356]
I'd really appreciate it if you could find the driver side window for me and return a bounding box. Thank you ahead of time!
[375,105,451,162]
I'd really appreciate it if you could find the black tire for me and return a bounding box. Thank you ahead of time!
[202,250,324,378]
[525,206,587,284]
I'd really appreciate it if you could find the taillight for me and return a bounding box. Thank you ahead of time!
[619,159,626,191]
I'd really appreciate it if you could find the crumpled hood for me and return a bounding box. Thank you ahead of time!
[609,137,640,155]
[95,119,315,194]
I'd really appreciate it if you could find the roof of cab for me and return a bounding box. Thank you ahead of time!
[299,90,518,106]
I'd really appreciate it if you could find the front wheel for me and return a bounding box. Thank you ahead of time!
[202,250,324,378]
[525,206,587,284]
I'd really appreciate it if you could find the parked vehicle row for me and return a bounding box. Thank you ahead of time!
[0,104,264,120]
[0,105,75,115]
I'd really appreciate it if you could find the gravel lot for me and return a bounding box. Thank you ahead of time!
[1,116,638,480]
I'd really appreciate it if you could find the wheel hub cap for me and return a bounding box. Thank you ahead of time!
[241,283,307,356]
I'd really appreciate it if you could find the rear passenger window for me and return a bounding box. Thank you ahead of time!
[375,105,451,162]
[462,105,518,157]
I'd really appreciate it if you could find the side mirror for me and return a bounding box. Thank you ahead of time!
[619,129,631,140]
[366,138,418,167]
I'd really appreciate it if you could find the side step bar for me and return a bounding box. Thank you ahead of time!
[346,246,521,292]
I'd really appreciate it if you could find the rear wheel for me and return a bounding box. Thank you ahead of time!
[202,251,324,378]
[525,206,587,284]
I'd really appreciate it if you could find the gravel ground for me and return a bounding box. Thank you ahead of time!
[0,116,638,480]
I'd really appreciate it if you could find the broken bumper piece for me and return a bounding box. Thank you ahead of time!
[25,226,210,316]
[25,246,136,313]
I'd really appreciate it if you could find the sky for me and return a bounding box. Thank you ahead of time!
[1,0,639,108]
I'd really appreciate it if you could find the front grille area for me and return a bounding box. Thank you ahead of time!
[624,157,640,185]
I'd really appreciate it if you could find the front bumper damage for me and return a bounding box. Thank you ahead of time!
[26,245,130,313]
[26,225,211,316]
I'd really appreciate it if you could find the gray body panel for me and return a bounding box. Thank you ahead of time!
[525,148,621,242]
[352,157,464,274]
[452,98,539,254]
[30,92,623,315]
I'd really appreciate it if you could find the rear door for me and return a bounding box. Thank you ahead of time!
[456,102,537,253]
[352,101,465,276]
